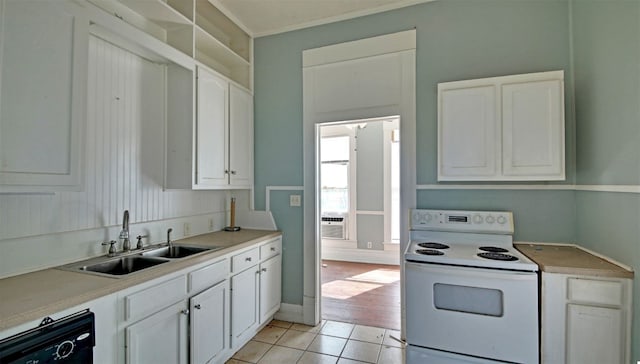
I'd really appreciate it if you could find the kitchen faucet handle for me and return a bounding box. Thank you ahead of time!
[136,235,148,249]
[102,240,117,257]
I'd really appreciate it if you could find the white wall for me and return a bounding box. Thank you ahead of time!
[0,36,243,278]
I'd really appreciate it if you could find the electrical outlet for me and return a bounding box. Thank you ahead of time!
[208,218,215,231]
[290,194,301,207]
[183,222,191,236]
[367,241,372,249]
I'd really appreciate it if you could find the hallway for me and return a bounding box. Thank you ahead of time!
[321,260,401,330]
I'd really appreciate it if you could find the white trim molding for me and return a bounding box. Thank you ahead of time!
[574,185,640,194]
[356,210,385,215]
[303,29,417,67]
[274,303,305,324]
[265,185,304,211]
[416,184,640,194]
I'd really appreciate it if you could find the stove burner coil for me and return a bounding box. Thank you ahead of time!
[478,246,509,253]
[477,252,518,261]
[417,242,450,249]
[416,249,445,256]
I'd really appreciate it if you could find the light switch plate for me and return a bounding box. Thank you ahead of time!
[290,194,301,207]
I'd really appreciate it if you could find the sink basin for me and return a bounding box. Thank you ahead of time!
[142,245,216,259]
[78,256,167,276]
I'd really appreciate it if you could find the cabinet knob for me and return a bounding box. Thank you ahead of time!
[270,247,276,251]
[224,170,229,174]
[181,309,189,316]
[245,257,252,262]
[231,170,237,175]
[194,304,201,310]
[262,268,267,272]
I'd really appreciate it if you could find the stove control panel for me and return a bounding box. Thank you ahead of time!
[410,209,513,234]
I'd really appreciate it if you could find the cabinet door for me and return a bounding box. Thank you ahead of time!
[126,301,188,364]
[0,0,88,192]
[259,254,282,324]
[566,304,623,364]
[438,85,498,180]
[230,266,259,347]
[196,66,228,187]
[191,280,229,364]
[229,85,253,187]
[502,79,564,179]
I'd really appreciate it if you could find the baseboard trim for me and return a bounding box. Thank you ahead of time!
[322,247,400,265]
[274,303,304,324]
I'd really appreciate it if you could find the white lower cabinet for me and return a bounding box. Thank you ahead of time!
[125,300,189,364]
[230,237,282,350]
[190,280,230,364]
[541,273,632,364]
[230,265,260,347]
[259,254,282,324]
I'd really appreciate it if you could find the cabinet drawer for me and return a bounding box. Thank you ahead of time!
[567,278,623,306]
[189,259,229,294]
[125,276,187,321]
[260,238,282,260]
[231,248,259,273]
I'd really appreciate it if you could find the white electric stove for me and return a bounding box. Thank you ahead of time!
[405,209,539,364]
[405,209,538,271]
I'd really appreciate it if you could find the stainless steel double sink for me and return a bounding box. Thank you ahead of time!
[59,244,222,278]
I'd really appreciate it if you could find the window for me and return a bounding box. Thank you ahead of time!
[321,136,349,213]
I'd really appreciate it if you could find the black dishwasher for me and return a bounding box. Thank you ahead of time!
[0,310,95,364]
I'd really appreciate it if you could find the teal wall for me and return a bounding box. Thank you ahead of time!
[254,0,575,305]
[255,0,639,360]
[572,0,640,360]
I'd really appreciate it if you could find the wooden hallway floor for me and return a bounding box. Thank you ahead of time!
[321,260,401,330]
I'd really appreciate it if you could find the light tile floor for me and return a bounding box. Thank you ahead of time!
[227,319,405,364]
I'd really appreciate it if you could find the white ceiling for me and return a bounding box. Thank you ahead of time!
[212,0,434,37]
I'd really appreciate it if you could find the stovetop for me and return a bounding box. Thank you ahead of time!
[405,209,538,272]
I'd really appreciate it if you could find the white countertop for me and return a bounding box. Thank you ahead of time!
[0,229,281,331]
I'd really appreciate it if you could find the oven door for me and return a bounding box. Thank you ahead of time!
[405,262,538,364]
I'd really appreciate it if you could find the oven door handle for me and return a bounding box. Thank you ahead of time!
[405,262,537,281]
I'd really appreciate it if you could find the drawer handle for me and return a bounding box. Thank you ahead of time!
[181,309,189,316]
[270,247,276,251]
[262,268,267,272]
[194,304,201,310]
[245,257,252,262]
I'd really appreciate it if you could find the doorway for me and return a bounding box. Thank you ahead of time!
[317,117,401,329]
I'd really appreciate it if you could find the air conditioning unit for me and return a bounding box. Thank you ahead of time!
[321,216,347,240]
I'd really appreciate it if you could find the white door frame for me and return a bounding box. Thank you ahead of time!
[302,30,416,334]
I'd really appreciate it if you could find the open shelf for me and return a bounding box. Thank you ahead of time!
[87,0,251,90]
[120,0,193,28]
[195,0,250,62]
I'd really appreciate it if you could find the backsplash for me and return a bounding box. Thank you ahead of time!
[0,36,249,278]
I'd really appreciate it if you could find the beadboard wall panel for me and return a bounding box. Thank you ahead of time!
[0,36,227,241]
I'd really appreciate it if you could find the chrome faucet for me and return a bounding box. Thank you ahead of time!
[120,210,130,251]
[167,228,173,248]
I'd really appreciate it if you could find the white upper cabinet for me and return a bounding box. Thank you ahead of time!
[439,85,498,178]
[195,66,253,189]
[196,67,229,187]
[229,84,254,187]
[502,78,564,178]
[0,0,88,192]
[166,65,253,190]
[438,71,565,181]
